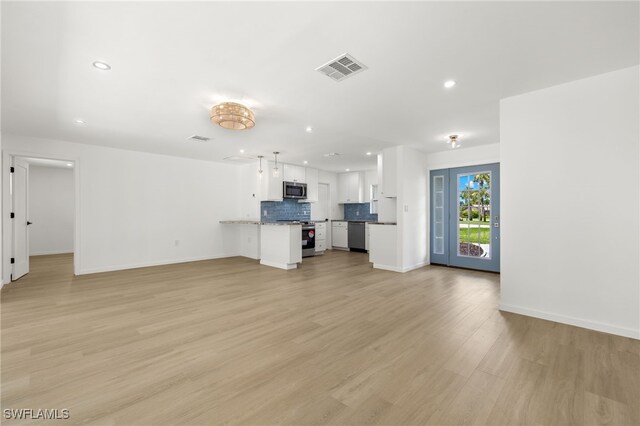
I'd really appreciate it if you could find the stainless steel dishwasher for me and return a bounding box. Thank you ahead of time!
[348,222,366,252]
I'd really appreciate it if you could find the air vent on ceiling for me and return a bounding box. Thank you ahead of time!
[323,152,341,157]
[316,53,367,82]
[187,135,211,142]
[223,156,257,163]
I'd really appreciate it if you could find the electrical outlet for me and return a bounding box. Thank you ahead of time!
[174,240,180,247]
[404,205,409,212]
[263,209,267,216]
[356,211,360,216]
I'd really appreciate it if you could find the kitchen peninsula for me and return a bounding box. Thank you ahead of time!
[219,220,302,270]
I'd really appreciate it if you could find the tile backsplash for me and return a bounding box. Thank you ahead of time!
[261,199,311,221]
[344,203,378,221]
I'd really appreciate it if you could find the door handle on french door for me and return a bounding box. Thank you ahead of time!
[27,221,32,225]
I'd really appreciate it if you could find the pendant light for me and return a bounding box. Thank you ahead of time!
[257,155,264,177]
[273,152,280,177]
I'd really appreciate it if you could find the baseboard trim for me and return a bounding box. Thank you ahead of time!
[78,254,233,275]
[400,262,428,273]
[373,264,403,273]
[259,259,297,270]
[499,303,640,340]
[373,262,428,273]
[30,250,73,256]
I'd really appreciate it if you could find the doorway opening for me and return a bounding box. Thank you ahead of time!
[430,163,500,272]
[7,156,77,282]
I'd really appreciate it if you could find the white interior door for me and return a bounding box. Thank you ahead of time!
[314,183,330,221]
[12,158,30,280]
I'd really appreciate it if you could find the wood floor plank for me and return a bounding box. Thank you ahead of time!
[2,252,638,425]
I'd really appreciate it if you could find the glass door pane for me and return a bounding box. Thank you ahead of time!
[448,163,500,272]
[457,171,491,259]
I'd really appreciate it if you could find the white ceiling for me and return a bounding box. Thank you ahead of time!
[2,1,638,172]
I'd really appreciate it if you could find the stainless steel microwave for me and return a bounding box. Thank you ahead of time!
[283,181,307,199]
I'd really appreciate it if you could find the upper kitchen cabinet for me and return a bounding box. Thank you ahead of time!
[283,164,306,183]
[259,160,284,201]
[378,148,398,198]
[338,171,363,203]
[305,167,319,203]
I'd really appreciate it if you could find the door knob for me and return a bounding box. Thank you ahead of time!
[27,221,32,225]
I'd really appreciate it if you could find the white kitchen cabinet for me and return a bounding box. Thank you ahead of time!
[259,161,283,201]
[369,224,398,270]
[305,167,319,203]
[380,148,398,198]
[365,222,370,251]
[332,221,348,249]
[315,221,327,254]
[338,172,363,203]
[283,164,306,183]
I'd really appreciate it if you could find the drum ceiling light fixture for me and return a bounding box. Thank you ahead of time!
[210,102,255,130]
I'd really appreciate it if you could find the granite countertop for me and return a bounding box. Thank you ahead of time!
[331,219,395,225]
[220,220,325,226]
[219,220,262,225]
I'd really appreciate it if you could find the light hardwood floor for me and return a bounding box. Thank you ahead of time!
[1,252,639,425]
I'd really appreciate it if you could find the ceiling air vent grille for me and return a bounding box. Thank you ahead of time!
[316,53,367,82]
[187,135,211,142]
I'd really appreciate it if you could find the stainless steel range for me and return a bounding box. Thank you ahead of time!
[301,223,316,257]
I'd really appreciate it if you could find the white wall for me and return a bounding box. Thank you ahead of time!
[2,134,241,281]
[29,166,75,255]
[500,66,640,339]
[426,143,500,171]
[398,146,429,271]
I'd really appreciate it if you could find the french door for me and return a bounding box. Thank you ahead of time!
[430,163,500,272]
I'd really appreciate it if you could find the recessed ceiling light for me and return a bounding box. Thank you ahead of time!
[345,168,350,172]
[366,152,372,156]
[305,126,313,133]
[93,61,111,71]
[92,61,111,71]
[66,163,73,167]
[303,160,308,165]
[444,80,456,88]
[239,149,245,153]
[75,119,85,125]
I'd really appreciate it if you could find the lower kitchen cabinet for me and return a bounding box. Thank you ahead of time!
[365,222,370,251]
[315,222,327,254]
[332,221,348,249]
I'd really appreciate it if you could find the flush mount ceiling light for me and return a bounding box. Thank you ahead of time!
[303,160,308,164]
[345,168,350,172]
[75,119,85,125]
[366,152,372,156]
[66,163,73,167]
[93,61,111,71]
[448,134,460,149]
[305,126,313,133]
[210,102,255,130]
[444,80,456,88]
